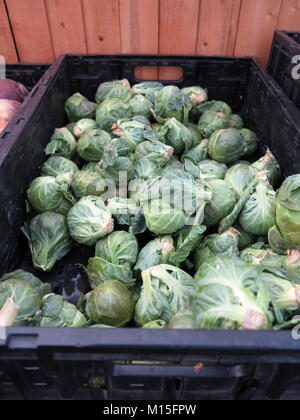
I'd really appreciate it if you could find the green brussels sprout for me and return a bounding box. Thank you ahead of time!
[72,118,98,138]
[185,159,228,181]
[168,310,196,329]
[96,98,132,133]
[135,264,194,326]
[134,141,174,167]
[95,230,138,266]
[233,222,255,250]
[22,212,72,272]
[85,280,134,327]
[192,255,273,330]
[27,176,75,215]
[67,196,114,246]
[193,228,240,272]
[76,128,111,162]
[239,174,276,236]
[82,162,101,173]
[142,319,167,329]
[71,170,107,199]
[0,279,41,325]
[65,93,97,122]
[181,139,208,165]
[153,85,192,125]
[208,128,247,164]
[0,270,51,298]
[228,114,244,130]
[112,117,156,151]
[86,256,134,289]
[239,128,259,156]
[45,128,77,159]
[187,122,203,147]
[160,118,193,155]
[151,123,164,140]
[66,122,76,134]
[268,225,290,255]
[132,81,163,102]
[198,100,232,116]
[225,163,256,199]
[252,150,281,187]
[38,294,87,327]
[95,79,132,104]
[41,156,79,178]
[181,86,208,107]
[107,197,147,235]
[198,110,229,138]
[273,174,300,250]
[129,94,153,119]
[135,237,174,271]
[203,179,237,227]
[134,158,162,180]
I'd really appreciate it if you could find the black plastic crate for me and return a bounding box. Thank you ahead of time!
[267,30,300,109]
[5,64,50,92]
[0,54,300,400]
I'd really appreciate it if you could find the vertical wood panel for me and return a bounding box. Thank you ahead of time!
[276,0,300,30]
[0,0,18,63]
[235,0,282,66]
[44,0,87,58]
[6,0,54,62]
[119,0,159,80]
[197,0,242,56]
[82,0,121,54]
[159,0,200,80]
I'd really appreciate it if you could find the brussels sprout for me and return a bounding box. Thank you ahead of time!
[199,100,232,116]
[233,222,255,250]
[96,230,138,266]
[134,141,174,167]
[41,156,79,178]
[187,123,203,147]
[112,117,156,150]
[228,114,244,130]
[0,270,50,298]
[135,264,194,326]
[198,111,229,138]
[71,170,107,199]
[95,79,132,104]
[239,128,259,156]
[65,93,97,122]
[135,237,174,271]
[45,128,77,159]
[82,162,101,173]
[129,94,153,119]
[239,174,276,236]
[168,310,196,329]
[204,179,236,227]
[107,197,147,235]
[76,128,111,162]
[225,163,256,198]
[72,118,98,138]
[22,212,72,271]
[252,150,281,188]
[0,279,41,325]
[85,280,134,327]
[151,123,164,140]
[181,139,208,165]
[132,81,163,102]
[38,294,87,327]
[96,98,132,133]
[27,176,75,216]
[142,319,167,329]
[160,118,193,155]
[181,86,208,107]
[134,158,161,180]
[192,255,272,330]
[143,197,184,235]
[185,159,227,181]
[68,196,113,246]
[86,256,134,289]
[268,226,290,255]
[273,174,300,250]
[66,122,76,134]
[153,86,192,125]
[286,250,300,283]
[208,128,247,164]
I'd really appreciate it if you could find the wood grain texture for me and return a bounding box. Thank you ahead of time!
[44,0,87,58]
[197,0,242,56]
[82,0,121,54]
[276,0,300,30]
[159,0,200,80]
[119,0,159,79]
[235,0,282,66]
[6,0,54,62]
[0,0,18,63]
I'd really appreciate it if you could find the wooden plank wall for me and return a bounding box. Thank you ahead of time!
[0,0,299,76]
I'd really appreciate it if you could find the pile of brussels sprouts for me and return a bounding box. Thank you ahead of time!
[1,79,300,331]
